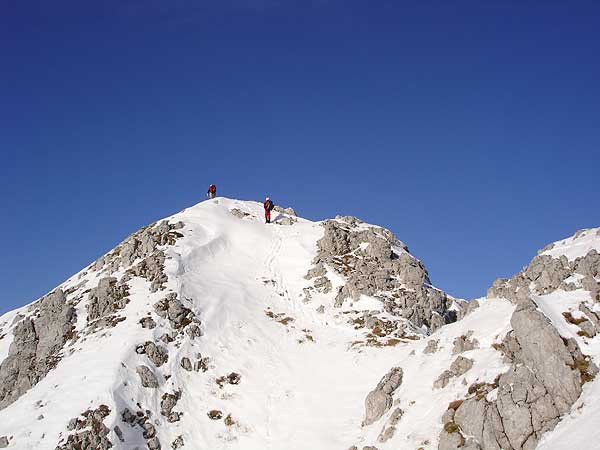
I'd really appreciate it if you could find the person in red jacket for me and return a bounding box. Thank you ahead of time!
[207,184,217,199]
[263,197,274,223]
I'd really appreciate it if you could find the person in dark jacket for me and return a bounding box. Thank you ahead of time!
[207,184,217,199]
[263,197,274,223]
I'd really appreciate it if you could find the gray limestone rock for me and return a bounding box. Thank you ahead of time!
[440,297,598,450]
[180,357,192,371]
[0,289,75,409]
[138,341,169,367]
[452,333,479,354]
[311,218,454,331]
[171,436,184,449]
[136,365,159,388]
[154,294,196,330]
[56,405,112,450]
[161,391,182,422]
[363,367,403,426]
[139,317,157,329]
[0,437,8,448]
[86,277,130,326]
[423,339,439,354]
[450,356,474,377]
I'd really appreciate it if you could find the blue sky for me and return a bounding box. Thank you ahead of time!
[2,1,599,313]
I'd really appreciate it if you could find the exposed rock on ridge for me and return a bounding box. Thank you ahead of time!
[0,289,75,410]
[307,217,455,331]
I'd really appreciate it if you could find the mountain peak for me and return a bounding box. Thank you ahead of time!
[0,198,598,450]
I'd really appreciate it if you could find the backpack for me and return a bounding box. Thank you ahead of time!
[265,200,274,211]
[209,185,216,193]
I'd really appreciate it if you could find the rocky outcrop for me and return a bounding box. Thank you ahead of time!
[86,277,130,329]
[433,356,474,389]
[92,220,184,273]
[0,289,75,409]
[161,390,182,423]
[438,298,598,450]
[488,247,600,302]
[308,217,455,331]
[363,367,403,426]
[154,294,198,331]
[56,405,112,450]
[136,341,169,367]
[136,365,159,388]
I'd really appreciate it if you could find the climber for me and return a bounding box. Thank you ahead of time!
[263,197,274,223]
[207,184,217,199]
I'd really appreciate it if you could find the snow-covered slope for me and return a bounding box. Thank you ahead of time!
[0,199,598,450]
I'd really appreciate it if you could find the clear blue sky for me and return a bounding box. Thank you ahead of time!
[2,1,599,314]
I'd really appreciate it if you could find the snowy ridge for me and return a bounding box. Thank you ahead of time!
[0,198,598,450]
[539,227,600,261]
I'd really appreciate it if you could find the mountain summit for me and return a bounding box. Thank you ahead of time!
[0,198,598,450]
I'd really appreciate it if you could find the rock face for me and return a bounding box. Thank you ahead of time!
[488,247,600,303]
[93,220,184,293]
[87,277,130,329]
[307,217,455,331]
[136,365,159,388]
[0,289,75,409]
[56,405,112,450]
[438,298,598,450]
[363,367,403,426]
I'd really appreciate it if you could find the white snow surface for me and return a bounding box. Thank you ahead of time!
[0,198,598,450]
[540,227,600,261]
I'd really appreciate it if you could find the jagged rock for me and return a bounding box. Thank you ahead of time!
[147,436,161,450]
[439,429,464,450]
[154,294,195,330]
[0,437,8,448]
[377,407,403,442]
[423,339,439,354]
[139,317,156,329]
[87,277,130,326]
[311,218,454,331]
[67,418,78,431]
[227,372,242,385]
[230,208,251,219]
[277,216,296,226]
[180,357,192,371]
[194,357,210,372]
[488,244,600,303]
[313,276,332,293]
[161,391,182,422]
[273,205,296,216]
[136,365,159,388]
[207,410,223,420]
[185,324,203,339]
[363,367,403,426]
[304,263,326,280]
[452,333,479,354]
[0,289,75,409]
[433,370,456,389]
[138,341,169,367]
[92,220,184,274]
[580,303,600,331]
[456,299,480,320]
[56,405,112,450]
[142,422,156,438]
[440,297,598,450]
[362,447,379,450]
[171,436,184,449]
[450,356,474,376]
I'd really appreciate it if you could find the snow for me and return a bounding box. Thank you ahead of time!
[0,197,597,450]
[540,227,600,261]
